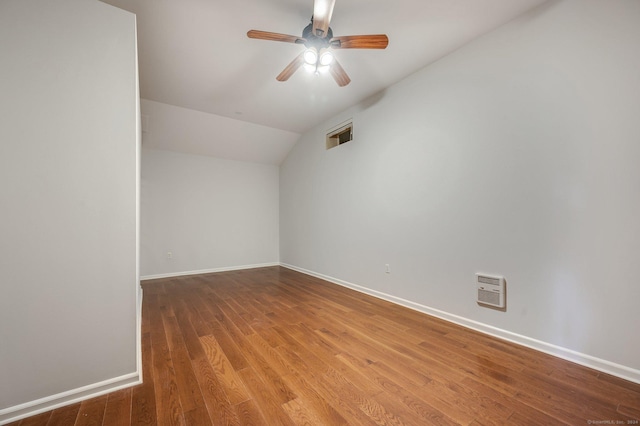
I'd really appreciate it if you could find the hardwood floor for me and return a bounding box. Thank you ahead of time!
[8,266,640,425]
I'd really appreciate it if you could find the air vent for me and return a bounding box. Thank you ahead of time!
[326,119,353,149]
[476,273,505,308]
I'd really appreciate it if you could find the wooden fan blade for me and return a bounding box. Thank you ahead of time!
[312,0,336,37]
[331,34,389,49]
[247,30,305,44]
[276,52,305,82]
[330,58,351,87]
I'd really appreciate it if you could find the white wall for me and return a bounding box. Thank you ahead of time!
[0,0,139,422]
[140,99,300,165]
[141,148,280,278]
[280,0,640,381]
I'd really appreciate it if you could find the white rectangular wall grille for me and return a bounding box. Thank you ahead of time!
[476,273,505,308]
[326,119,353,150]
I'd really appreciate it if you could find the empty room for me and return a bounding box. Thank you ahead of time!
[1,0,639,424]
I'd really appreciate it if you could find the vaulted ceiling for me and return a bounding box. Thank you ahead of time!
[101,0,548,162]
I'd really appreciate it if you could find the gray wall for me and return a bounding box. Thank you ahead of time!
[141,148,280,278]
[0,0,140,421]
[280,0,640,381]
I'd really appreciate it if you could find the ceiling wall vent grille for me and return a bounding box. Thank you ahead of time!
[326,119,353,150]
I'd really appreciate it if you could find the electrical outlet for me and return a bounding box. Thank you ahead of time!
[167,251,172,259]
[385,264,391,274]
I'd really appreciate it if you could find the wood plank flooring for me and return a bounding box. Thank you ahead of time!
[8,266,640,425]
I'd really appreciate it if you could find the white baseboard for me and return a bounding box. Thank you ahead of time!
[0,373,141,425]
[140,262,280,281]
[137,284,144,385]
[1,286,145,425]
[281,263,640,385]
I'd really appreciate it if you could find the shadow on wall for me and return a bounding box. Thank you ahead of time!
[359,88,387,112]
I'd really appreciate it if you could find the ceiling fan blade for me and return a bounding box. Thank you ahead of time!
[330,58,351,87]
[312,0,336,37]
[331,34,389,49]
[247,30,305,44]
[276,52,305,82]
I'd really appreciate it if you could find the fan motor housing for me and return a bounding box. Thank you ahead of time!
[302,23,333,48]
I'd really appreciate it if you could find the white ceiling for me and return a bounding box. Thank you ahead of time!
[101,0,547,133]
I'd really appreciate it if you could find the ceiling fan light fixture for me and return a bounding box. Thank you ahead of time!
[319,50,334,66]
[303,47,318,65]
[247,0,387,86]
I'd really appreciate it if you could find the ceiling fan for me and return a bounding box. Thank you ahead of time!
[247,0,388,87]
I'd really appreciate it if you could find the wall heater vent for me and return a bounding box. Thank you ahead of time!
[476,273,505,308]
